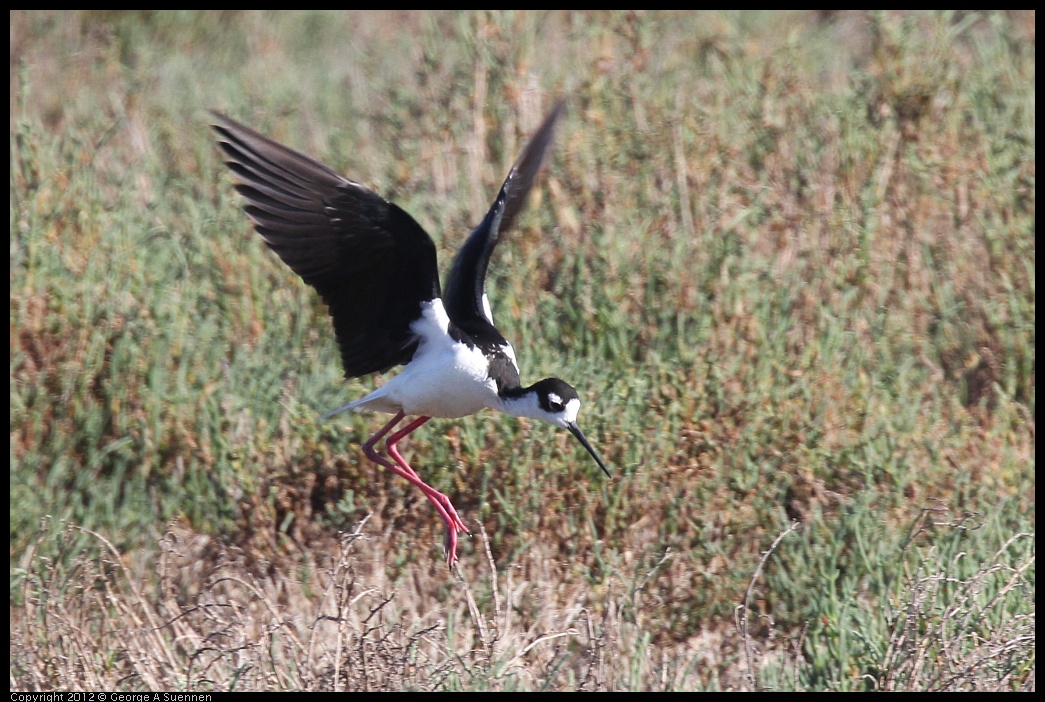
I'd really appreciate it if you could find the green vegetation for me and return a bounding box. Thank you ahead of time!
[11,10,1034,691]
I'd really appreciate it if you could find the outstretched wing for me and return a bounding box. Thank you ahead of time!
[442,101,565,327]
[212,112,441,377]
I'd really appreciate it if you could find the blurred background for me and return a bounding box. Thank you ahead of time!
[10,11,1034,691]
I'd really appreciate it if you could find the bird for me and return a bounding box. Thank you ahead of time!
[211,102,610,566]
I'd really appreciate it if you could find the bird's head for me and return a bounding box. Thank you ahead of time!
[501,377,611,478]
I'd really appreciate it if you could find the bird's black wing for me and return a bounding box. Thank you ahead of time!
[212,112,441,378]
[442,101,565,327]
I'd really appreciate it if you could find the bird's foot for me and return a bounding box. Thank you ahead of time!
[444,527,459,568]
[431,491,470,537]
[435,496,471,567]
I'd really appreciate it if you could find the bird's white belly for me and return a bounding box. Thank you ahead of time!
[342,299,500,419]
[384,341,498,418]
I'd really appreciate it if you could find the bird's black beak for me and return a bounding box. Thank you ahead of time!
[567,422,612,478]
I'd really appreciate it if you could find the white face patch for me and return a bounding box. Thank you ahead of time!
[563,397,581,424]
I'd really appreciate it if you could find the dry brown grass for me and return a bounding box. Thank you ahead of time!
[876,509,1035,692]
[12,509,1032,691]
[11,518,708,691]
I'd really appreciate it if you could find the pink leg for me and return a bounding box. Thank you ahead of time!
[368,414,463,531]
[361,412,469,566]
[385,416,470,565]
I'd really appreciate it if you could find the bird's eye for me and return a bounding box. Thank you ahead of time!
[546,392,565,412]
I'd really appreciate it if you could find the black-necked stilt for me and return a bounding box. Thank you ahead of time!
[212,102,609,566]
